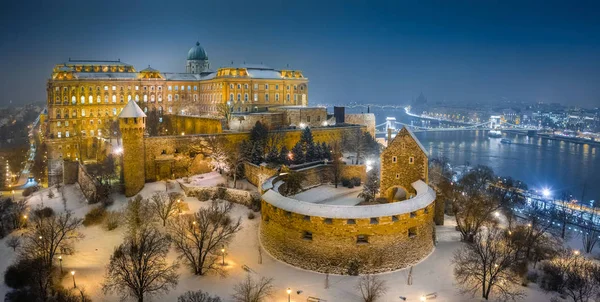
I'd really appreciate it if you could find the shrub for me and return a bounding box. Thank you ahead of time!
[32,207,55,219]
[526,271,539,283]
[346,259,360,276]
[101,196,115,208]
[83,206,106,226]
[104,210,121,231]
[247,212,256,220]
[216,183,226,188]
[47,190,55,199]
[348,183,354,189]
[249,194,261,212]
[178,290,222,302]
[4,288,39,301]
[194,189,212,201]
[22,186,39,197]
[341,177,350,187]
[4,261,30,289]
[351,177,361,186]
[213,187,226,200]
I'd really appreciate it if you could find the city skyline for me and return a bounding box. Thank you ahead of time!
[1,0,600,108]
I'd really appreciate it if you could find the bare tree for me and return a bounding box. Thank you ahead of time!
[5,235,20,251]
[541,250,600,302]
[204,136,229,174]
[358,274,388,302]
[581,200,599,254]
[20,210,84,267]
[226,143,247,189]
[217,103,232,130]
[102,226,179,302]
[124,195,157,235]
[329,139,343,188]
[168,201,242,275]
[552,191,573,240]
[151,192,183,227]
[452,166,500,242]
[453,227,524,301]
[231,274,274,302]
[178,290,222,302]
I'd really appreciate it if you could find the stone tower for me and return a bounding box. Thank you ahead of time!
[118,100,146,197]
[380,126,429,202]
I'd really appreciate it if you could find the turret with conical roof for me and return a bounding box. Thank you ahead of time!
[119,100,146,196]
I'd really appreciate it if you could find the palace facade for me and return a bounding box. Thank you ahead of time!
[45,42,309,169]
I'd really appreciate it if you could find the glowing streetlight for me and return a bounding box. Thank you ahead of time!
[494,212,500,218]
[542,188,551,198]
[71,271,76,288]
[573,250,580,256]
[58,256,63,273]
[221,247,226,266]
[287,288,291,302]
[420,296,427,301]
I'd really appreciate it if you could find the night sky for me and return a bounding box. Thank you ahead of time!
[1,0,599,107]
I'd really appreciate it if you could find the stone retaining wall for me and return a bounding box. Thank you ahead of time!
[179,182,259,207]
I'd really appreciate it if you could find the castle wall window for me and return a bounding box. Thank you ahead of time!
[57,121,61,126]
[128,95,132,101]
[104,95,108,103]
[409,157,414,164]
[347,219,356,225]
[194,86,198,91]
[324,218,333,224]
[303,231,313,241]
[303,215,310,221]
[294,85,297,90]
[90,130,94,136]
[392,156,397,163]
[275,84,279,90]
[180,86,184,91]
[408,227,417,238]
[410,211,417,218]
[150,95,155,102]
[229,94,233,101]
[65,121,69,126]
[287,85,290,90]
[175,86,179,91]
[357,235,369,244]
[187,86,191,91]
[237,84,241,89]
[150,86,154,91]
[193,94,197,101]
[168,95,172,101]
[121,95,125,103]
[370,218,378,224]
[64,97,67,103]
[168,107,172,113]
[230,84,233,89]
[241,93,246,102]
[112,108,117,116]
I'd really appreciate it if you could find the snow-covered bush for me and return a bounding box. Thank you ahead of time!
[83,207,106,226]
[104,210,122,231]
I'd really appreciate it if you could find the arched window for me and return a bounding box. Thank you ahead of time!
[112,95,117,103]
[168,94,172,102]
[128,95,132,101]
[168,106,172,113]
[265,94,269,102]
[237,84,241,89]
[193,94,197,101]
[97,95,101,103]
[104,95,109,103]
[80,96,85,104]
[88,95,93,103]
[81,109,86,116]
[72,96,76,104]
[150,95,155,102]
[63,97,67,103]
[237,94,241,101]
[120,95,124,103]
[275,93,279,102]
[143,95,148,102]
[158,95,162,102]
[244,93,248,102]
[135,94,139,102]
[244,84,248,89]
[286,94,290,102]
[112,108,117,116]
[175,94,179,101]
[144,107,148,113]
[229,93,234,101]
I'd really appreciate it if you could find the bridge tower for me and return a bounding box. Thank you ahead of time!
[489,115,502,129]
[385,117,397,132]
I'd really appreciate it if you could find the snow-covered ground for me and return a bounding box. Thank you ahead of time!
[292,184,363,205]
[0,180,592,302]
[181,171,255,191]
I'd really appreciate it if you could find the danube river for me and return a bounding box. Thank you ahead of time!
[344,107,600,201]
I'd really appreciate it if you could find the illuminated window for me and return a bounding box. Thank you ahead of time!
[135,86,139,91]
[65,131,69,137]
[168,94,172,102]
[80,96,84,104]
[97,95,101,103]
[112,108,117,116]
[194,86,198,91]
[254,83,258,89]
[57,121,61,126]
[135,94,139,102]
[180,85,184,91]
[81,109,85,116]
[88,96,93,103]
[150,95,155,102]
[175,86,178,91]
[158,95,162,102]
[128,95,132,101]
[104,86,108,91]
[168,106,172,113]
[104,95,108,103]
[112,95,117,103]
[57,132,61,138]
[143,95,148,102]
[112,86,116,91]
[187,86,191,91]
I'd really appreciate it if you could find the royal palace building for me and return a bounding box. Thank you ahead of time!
[45,42,309,172]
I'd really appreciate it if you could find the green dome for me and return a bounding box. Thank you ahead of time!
[187,42,208,60]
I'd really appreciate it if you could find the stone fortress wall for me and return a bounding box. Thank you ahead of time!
[259,171,436,274]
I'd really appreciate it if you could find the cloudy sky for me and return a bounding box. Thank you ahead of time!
[1,0,599,107]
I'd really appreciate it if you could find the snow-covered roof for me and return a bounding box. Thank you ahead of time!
[73,72,138,80]
[246,69,283,79]
[118,100,146,118]
[404,127,428,157]
[262,180,435,219]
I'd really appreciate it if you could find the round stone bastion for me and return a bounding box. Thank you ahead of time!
[259,176,437,274]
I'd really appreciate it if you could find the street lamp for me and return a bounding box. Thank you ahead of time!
[420,296,426,302]
[574,250,580,256]
[11,190,14,200]
[287,288,291,302]
[58,256,63,274]
[221,247,225,266]
[71,271,76,288]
